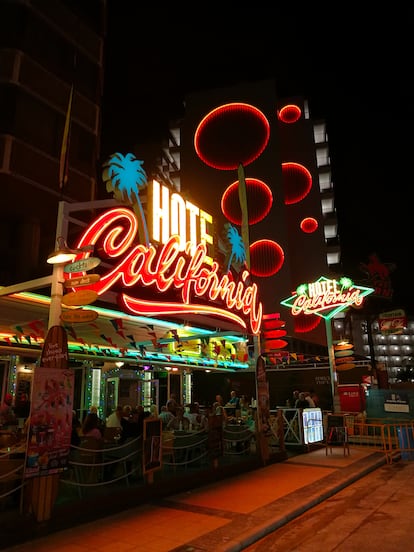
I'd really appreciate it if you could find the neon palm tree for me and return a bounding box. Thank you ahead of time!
[224,223,246,273]
[102,152,150,245]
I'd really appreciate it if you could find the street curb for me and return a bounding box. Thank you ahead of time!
[223,453,388,552]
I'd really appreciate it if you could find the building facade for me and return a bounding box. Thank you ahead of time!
[0,0,106,284]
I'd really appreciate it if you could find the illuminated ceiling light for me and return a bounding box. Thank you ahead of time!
[47,236,94,265]
[115,361,124,368]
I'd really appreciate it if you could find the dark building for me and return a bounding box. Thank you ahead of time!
[157,79,341,352]
[0,0,106,284]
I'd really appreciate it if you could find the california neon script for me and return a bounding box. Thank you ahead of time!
[291,288,364,316]
[74,207,262,334]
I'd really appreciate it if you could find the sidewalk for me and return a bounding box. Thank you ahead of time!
[3,446,387,552]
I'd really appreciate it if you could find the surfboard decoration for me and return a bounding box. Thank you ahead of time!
[334,349,355,358]
[335,362,356,371]
[40,325,69,370]
[63,274,100,288]
[61,289,98,306]
[64,257,101,274]
[61,309,98,323]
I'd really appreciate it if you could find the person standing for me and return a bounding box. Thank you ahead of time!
[295,392,309,409]
[304,392,316,408]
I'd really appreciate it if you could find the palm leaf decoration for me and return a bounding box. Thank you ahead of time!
[102,152,150,245]
[223,223,246,273]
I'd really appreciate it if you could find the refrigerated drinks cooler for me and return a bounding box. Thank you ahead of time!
[302,408,324,445]
[273,407,324,447]
[338,384,366,412]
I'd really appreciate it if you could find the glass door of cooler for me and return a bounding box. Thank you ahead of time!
[142,376,159,412]
[105,378,118,417]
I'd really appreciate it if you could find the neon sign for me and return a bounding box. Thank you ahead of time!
[73,207,262,334]
[148,180,214,265]
[280,276,374,320]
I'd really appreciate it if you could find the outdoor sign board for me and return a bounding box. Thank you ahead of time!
[63,257,101,274]
[143,418,162,475]
[378,309,407,335]
[26,325,74,478]
[61,289,98,306]
[60,309,98,323]
[63,274,100,288]
[280,276,375,320]
[66,154,263,335]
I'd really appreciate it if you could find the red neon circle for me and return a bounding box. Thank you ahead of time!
[249,240,284,277]
[194,103,270,170]
[300,217,318,233]
[293,313,321,333]
[282,162,312,205]
[277,104,302,124]
[221,178,273,225]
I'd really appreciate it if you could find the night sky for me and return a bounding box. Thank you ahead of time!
[100,4,413,313]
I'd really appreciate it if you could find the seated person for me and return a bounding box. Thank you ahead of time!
[212,401,228,424]
[106,405,123,429]
[71,410,81,446]
[167,406,189,431]
[159,405,175,429]
[120,407,143,443]
[89,405,106,434]
[226,390,240,409]
[81,412,104,440]
[122,405,132,420]
[239,395,249,416]
[166,393,179,416]
[184,403,207,430]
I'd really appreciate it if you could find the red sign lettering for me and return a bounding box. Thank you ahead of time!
[71,207,262,334]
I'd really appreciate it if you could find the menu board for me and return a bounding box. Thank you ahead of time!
[143,418,162,475]
[326,414,348,445]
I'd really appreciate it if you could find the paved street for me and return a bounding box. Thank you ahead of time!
[2,446,390,552]
[244,460,414,551]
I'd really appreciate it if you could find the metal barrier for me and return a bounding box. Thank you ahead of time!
[163,429,209,470]
[344,420,414,464]
[0,459,26,512]
[223,426,254,456]
[60,435,143,497]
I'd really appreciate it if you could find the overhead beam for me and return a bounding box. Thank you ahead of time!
[0,276,53,297]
